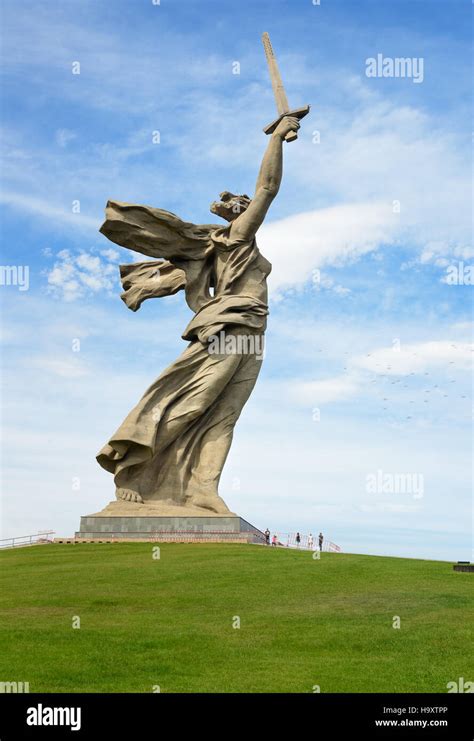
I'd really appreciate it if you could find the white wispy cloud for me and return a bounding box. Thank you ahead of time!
[33,357,90,378]
[55,129,77,148]
[0,1,471,561]
[0,190,99,231]
[289,375,359,405]
[1,9,470,294]
[45,248,120,301]
[262,201,398,293]
[1,291,471,559]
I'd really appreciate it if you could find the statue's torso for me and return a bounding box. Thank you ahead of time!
[214,242,271,306]
[211,226,271,305]
[181,228,272,343]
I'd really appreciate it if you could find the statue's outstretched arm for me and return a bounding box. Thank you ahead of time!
[230,116,300,241]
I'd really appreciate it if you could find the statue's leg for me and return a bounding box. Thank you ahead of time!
[185,336,264,512]
[122,343,245,506]
[97,338,243,504]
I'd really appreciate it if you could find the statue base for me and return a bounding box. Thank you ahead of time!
[74,500,265,544]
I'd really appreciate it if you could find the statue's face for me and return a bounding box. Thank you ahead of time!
[210,191,251,222]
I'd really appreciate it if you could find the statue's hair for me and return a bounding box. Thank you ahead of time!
[218,191,251,208]
[218,190,251,203]
[210,191,252,220]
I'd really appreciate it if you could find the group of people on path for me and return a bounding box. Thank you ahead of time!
[264,529,324,551]
[263,530,279,547]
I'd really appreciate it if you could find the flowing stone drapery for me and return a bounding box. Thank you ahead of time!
[96,201,271,514]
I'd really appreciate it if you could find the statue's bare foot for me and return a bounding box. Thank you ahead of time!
[116,487,143,504]
[188,494,230,514]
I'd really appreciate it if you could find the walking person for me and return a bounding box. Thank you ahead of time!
[319,532,324,552]
[307,533,314,550]
[271,534,277,547]
[264,528,270,545]
[296,532,301,548]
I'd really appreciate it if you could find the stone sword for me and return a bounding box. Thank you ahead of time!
[262,32,310,142]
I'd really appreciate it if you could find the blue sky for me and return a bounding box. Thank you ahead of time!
[0,0,472,560]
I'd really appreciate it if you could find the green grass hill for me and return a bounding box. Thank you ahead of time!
[0,543,472,693]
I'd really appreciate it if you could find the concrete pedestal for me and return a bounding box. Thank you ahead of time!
[75,509,265,544]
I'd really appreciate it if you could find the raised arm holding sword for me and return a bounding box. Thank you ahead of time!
[94,34,311,514]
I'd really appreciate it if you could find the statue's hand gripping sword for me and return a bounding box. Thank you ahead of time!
[262,32,310,142]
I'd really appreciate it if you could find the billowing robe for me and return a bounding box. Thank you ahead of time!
[96,200,271,513]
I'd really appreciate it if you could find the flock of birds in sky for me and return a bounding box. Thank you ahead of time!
[314,343,471,420]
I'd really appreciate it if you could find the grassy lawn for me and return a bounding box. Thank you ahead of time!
[0,543,472,693]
